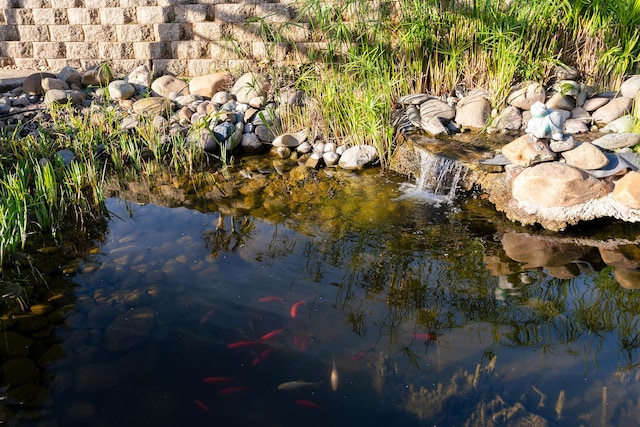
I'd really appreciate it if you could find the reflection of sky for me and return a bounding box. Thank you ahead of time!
[59,197,640,425]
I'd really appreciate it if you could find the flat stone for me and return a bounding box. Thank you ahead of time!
[561,141,608,170]
[583,96,611,112]
[620,75,640,99]
[502,133,556,167]
[420,98,455,121]
[593,97,632,124]
[397,93,430,105]
[549,135,576,152]
[585,152,638,178]
[563,118,589,134]
[601,115,634,133]
[189,72,233,98]
[272,133,300,148]
[420,115,448,136]
[613,171,640,209]
[132,97,174,117]
[591,133,640,150]
[41,77,69,92]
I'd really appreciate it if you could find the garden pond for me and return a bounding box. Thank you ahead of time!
[2,157,640,426]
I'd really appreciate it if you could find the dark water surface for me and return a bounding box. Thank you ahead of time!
[3,167,640,426]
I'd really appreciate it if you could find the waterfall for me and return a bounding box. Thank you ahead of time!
[393,149,468,205]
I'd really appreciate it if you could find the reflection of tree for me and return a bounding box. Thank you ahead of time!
[204,213,255,258]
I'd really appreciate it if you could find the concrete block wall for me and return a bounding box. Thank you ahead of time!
[0,0,320,77]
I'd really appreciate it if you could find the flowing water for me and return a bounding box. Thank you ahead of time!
[2,160,640,426]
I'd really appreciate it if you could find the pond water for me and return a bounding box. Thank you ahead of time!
[3,163,640,426]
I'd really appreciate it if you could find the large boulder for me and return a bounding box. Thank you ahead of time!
[613,171,640,209]
[501,134,555,167]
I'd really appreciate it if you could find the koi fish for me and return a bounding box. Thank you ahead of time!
[290,300,306,318]
[201,377,234,384]
[252,348,274,366]
[352,347,374,361]
[199,309,216,324]
[277,381,319,390]
[413,333,437,342]
[300,336,313,351]
[330,357,339,391]
[258,296,284,303]
[261,327,285,341]
[295,399,321,410]
[227,340,261,349]
[194,399,211,413]
[218,387,248,395]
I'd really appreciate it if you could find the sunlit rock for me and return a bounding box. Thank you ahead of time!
[454,89,491,129]
[601,115,634,133]
[41,77,69,92]
[44,89,86,106]
[189,72,233,98]
[561,141,608,170]
[546,92,575,111]
[108,80,135,100]
[614,267,640,289]
[231,72,270,104]
[491,105,522,132]
[506,81,545,110]
[151,75,189,98]
[613,171,640,209]
[620,75,640,99]
[501,134,555,167]
[582,96,610,112]
[338,145,378,170]
[500,232,589,268]
[23,72,56,95]
[81,64,113,87]
[512,162,609,207]
[592,96,632,124]
[591,132,640,150]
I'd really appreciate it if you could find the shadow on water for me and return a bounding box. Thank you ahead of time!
[2,157,640,426]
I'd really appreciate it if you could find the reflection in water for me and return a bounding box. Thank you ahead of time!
[2,169,640,425]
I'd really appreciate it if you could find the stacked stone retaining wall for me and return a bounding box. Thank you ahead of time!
[0,0,330,77]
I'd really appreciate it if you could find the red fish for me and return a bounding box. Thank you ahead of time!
[413,333,437,341]
[352,347,374,361]
[201,376,234,384]
[251,348,273,367]
[199,309,216,324]
[258,296,284,303]
[295,399,321,410]
[218,387,248,395]
[261,327,285,341]
[227,340,261,349]
[300,336,313,351]
[194,399,211,413]
[290,300,306,318]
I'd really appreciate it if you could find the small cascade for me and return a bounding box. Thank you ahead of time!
[394,149,469,205]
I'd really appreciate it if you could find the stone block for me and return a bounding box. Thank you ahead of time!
[0,10,4,25]
[110,60,149,78]
[191,22,224,41]
[171,41,207,59]
[0,0,17,7]
[49,0,82,7]
[154,23,188,41]
[65,42,99,59]
[33,42,66,58]
[152,59,187,77]
[83,25,117,42]
[174,5,212,23]
[116,25,154,42]
[133,42,169,59]
[17,0,49,7]
[277,22,310,42]
[255,4,293,22]
[210,40,250,60]
[157,0,195,5]
[99,42,134,60]
[1,41,32,57]
[31,8,68,25]
[17,25,49,41]
[0,25,19,41]
[67,9,99,25]
[47,58,82,71]
[214,4,256,23]
[231,23,265,43]
[14,58,48,69]
[136,7,173,24]
[186,59,226,76]
[252,41,290,62]
[99,7,135,25]
[48,25,84,42]
[5,9,34,25]
[85,0,118,7]
[120,0,155,6]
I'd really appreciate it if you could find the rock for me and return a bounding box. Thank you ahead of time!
[231,72,270,104]
[420,98,455,121]
[502,133,556,166]
[586,152,638,178]
[583,96,611,112]
[255,125,275,143]
[512,162,609,207]
[570,106,591,120]
[455,90,491,129]
[212,91,233,105]
[240,132,263,153]
[506,82,545,110]
[614,267,640,289]
[592,96,632,124]
[44,89,86,106]
[132,97,174,117]
[249,96,267,108]
[151,75,189,98]
[127,64,151,95]
[555,64,580,80]
[57,66,82,87]
[174,94,199,108]
[591,133,640,150]
[612,171,640,209]
[398,94,430,105]
[549,135,576,152]
[41,77,69,92]
[500,232,589,268]
[620,75,640,99]
[323,151,340,167]
[75,364,119,393]
[420,116,448,136]
[1,358,38,386]
[563,119,589,134]
[108,80,135,100]
[601,115,634,133]
[561,141,608,170]
[338,144,379,170]
[189,72,233,98]
[0,331,32,358]
[553,80,581,96]
[305,153,321,169]
[546,92,575,111]
[272,133,300,148]
[103,306,157,352]
[189,127,217,153]
[274,146,291,159]
[23,72,56,95]
[492,105,522,131]
[56,149,75,166]
[81,64,113,87]
[212,121,235,143]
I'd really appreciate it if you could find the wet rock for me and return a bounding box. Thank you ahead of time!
[44,89,86,106]
[512,162,609,207]
[601,115,634,133]
[0,331,32,358]
[103,306,157,352]
[231,72,270,104]
[506,82,545,110]
[599,245,640,269]
[240,132,263,153]
[591,133,640,150]
[455,89,491,129]
[151,75,189,98]
[500,232,589,268]
[593,97,632,124]
[1,358,38,386]
[189,72,233,98]
[420,115,448,136]
[272,133,300,148]
[23,72,56,95]
[75,364,119,393]
[41,77,69,92]
[613,171,640,209]
[561,141,608,170]
[108,80,135,100]
[81,64,113,87]
[132,97,174,117]
[620,75,640,99]
[501,134,555,167]
[338,144,378,170]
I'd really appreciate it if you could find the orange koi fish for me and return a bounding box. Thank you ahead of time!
[413,333,437,342]
[258,296,284,303]
[290,300,306,318]
[252,348,273,367]
[261,327,285,341]
[227,340,261,349]
[201,376,234,384]
[295,399,321,410]
[194,399,211,413]
[218,386,248,395]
